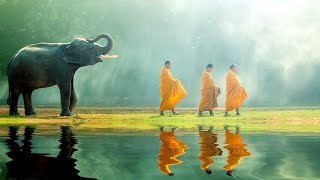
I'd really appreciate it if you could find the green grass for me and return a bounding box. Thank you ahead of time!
[0,107,319,134]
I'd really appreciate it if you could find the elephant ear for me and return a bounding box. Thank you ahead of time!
[62,44,95,66]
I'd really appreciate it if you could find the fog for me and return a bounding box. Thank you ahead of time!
[0,0,319,107]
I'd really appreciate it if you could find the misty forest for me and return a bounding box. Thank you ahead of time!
[0,0,319,108]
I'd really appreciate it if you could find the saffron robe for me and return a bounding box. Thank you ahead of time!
[225,70,247,111]
[160,67,187,111]
[199,71,220,111]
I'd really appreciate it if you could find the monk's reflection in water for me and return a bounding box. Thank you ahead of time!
[198,126,223,174]
[157,127,188,176]
[223,126,251,177]
[5,126,96,180]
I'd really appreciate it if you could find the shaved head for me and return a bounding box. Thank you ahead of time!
[230,64,237,69]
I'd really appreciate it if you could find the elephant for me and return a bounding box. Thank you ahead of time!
[7,33,116,116]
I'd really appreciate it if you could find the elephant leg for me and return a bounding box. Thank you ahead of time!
[22,91,36,116]
[9,90,20,116]
[69,79,78,112]
[58,82,72,116]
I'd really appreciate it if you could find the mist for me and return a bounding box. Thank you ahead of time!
[0,0,319,107]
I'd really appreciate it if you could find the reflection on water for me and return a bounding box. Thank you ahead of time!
[198,126,223,174]
[157,127,188,176]
[0,128,319,179]
[4,126,96,180]
[223,126,251,177]
[157,126,251,177]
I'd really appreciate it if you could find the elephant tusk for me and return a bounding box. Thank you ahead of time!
[100,54,119,59]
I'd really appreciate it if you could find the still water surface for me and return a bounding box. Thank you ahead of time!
[0,126,319,180]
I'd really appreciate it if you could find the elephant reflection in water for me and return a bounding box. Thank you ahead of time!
[157,127,188,176]
[223,126,251,177]
[198,126,223,174]
[5,126,96,180]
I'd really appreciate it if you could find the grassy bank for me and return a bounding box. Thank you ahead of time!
[0,107,319,134]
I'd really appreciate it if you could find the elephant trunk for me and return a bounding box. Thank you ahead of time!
[88,33,113,55]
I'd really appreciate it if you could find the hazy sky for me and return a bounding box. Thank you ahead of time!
[0,0,319,107]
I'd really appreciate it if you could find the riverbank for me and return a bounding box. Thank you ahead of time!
[0,107,319,135]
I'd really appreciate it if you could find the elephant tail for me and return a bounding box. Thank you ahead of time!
[7,91,10,105]
[7,52,17,105]
[6,70,11,105]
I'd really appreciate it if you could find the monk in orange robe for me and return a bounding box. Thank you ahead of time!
[160,61,187,116]
[198,126,222,174]
[225,64,247,116]
[198,64,220,116]
[157,127,188,176]
[223,126,251,177]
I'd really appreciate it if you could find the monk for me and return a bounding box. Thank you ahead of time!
[223,126,251,177]
[225,64,247,116]
[157,127,188,176]
[198,126,222,174]
[198,64,221,116]
[160,61,187,116]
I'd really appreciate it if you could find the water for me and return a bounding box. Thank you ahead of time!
[0,126,319,180]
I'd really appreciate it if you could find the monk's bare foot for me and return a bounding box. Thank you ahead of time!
[224,112,230,117]
[224,125,230,131]
[198,112,203,116]
[160,111,164,116]
[209,126,214,131]
[172,111,179,115]
[198,126,204,131]
[235,125,240,133]
[236,108,240,116]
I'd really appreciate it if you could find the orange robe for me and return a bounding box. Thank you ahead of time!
[160,67,187,111]
[223,131,251,171]
[225,70,247,111]
[199,71,220,111]
[198,131,222,170]
[157,131,188,175]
